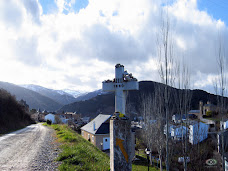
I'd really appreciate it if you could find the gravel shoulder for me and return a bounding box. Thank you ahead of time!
[0,123,61,171]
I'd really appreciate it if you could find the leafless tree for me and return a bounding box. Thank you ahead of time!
[141,86,166,171]
[215,31,227,171]
[156,6,176,170]
[173,59,192,170]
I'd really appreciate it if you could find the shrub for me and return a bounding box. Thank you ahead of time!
[0,89,34,134]
[47,119,52,125]
[206,111,212,117]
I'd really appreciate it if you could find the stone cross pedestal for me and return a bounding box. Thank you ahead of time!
[102,64,139,171]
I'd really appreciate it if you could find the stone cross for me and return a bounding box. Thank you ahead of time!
[102,64,139,116]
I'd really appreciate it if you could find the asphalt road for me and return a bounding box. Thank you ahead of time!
[0,123,60,171]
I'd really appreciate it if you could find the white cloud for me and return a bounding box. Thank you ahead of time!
[0,0,227,94]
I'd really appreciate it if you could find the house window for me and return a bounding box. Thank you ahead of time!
[92,136,94,142]
[82,131,84,136]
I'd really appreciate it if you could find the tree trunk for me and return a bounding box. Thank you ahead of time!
[159,154,163,171]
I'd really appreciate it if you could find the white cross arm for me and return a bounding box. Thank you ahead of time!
[102,81,139,92]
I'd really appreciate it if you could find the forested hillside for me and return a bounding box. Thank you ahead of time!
[58,81,228,118]
[0,89,34,134]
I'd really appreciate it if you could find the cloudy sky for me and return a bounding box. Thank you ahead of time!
[0,0,227,93]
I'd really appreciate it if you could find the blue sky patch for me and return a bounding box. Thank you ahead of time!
[39,0,58,14]
[39,0,89,15]
[198,0,228,25]
[112,11,118,16]
[70,0,89,13]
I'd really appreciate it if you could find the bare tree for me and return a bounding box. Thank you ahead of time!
[174,59,192,170]
[141,86,166,171]
[156,6,176,170]
[215,31,227,171]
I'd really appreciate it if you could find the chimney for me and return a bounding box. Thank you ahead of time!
[93,122,96,131]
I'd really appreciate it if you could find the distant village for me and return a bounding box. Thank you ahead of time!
[19,91,228,170]
[17,64,228,170]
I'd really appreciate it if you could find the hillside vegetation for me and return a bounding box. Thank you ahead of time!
[0,89,34,134]
[0,81,62,111]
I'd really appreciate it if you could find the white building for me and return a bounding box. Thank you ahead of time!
[164,124,174,136]
[44,113,69,124]
[220,120,228,130]
[172,114,186,124]
[44,114,56,123]
[171,125,188,141]
[225,158,228,171]
[81,117,90,124]
[189,121,209,145]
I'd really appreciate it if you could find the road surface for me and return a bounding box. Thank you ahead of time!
[0,123,60,170]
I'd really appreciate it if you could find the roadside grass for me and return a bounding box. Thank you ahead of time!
[132,164,159,171]
[46,123,162,171]
[49,124,110,171]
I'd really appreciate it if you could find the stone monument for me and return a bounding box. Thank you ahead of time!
[102,64,139,171]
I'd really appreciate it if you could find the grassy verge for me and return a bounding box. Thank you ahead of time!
[49,124,110,171]
[46,123,162,171]
[132,164,160,171]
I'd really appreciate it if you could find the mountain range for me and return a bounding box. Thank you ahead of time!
[21,84,82,105]
[0,81,110,112]
[58,81,228,118]
[0,81,226,118]
[0,82,62,111]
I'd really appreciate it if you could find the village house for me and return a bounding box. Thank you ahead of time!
[189,121,209,145]
[217,130,228,154]
[45,113,69,124]
[171,125,188,141]
[172,113,197,124]
[81,116,90,124]
[224,153,228,171]
[188,110,200,119]
[81,114,111,151]
[44,113,56,123]
[172,114,187,123]
[199,101,217,116]
[166,119,209,144]
[220,120,228,130]
[42,110,48,114]
[64,112,81,121]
